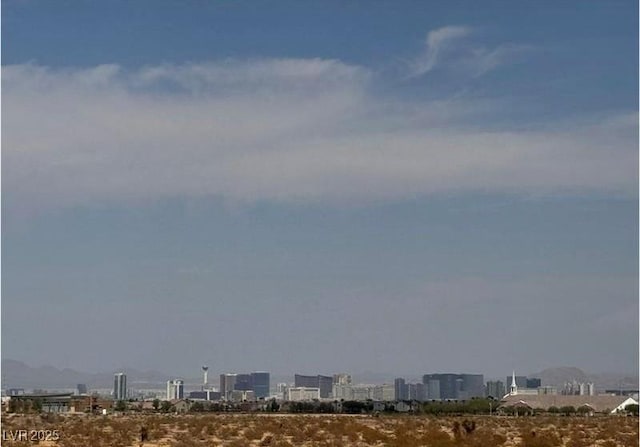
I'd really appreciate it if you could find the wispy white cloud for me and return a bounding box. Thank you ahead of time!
[2,60,637,215]
[408,26,472,77]
[408,26,532,78]
[466,43,534,77]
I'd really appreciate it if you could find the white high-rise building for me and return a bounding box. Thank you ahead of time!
[113,373,127,401]
[167,379,184,400]
[219,374,237,400]
[287,387,320,401]
[276,383,289,399]
[333,374,352,385]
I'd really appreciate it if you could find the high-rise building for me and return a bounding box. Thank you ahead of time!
[373,384,396,401]
[113,373,127,401]
[219,371,270,399]
[76,384,88,395]
[572,382,596,396]
[251,372,270,399]
[287,387,321,401]
[220,374,237,400]
[394,378,408,401]
[229,390,255,402]
[423,373,484,400]
[407,383,426,401]
[333,374,352,385]
[426,379,440,400]
[460,374,484,399]
[277,383,289,399]
[423,374,457,399]
[294,374,333,398]
[526,378,541,389]
[485,381,506,398]
[332,384,352,400]
[318,375,333,398]
[235,374,253,391]
[167,379,184,400]
[506,375,528,390]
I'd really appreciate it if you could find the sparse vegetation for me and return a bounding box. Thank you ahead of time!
[0,412,637,446]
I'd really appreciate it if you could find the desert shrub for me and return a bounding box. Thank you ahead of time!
[359,424,389,444]
[243,424,264,440]
[414,424,455,447]
[520,428,562,447]
[559,406,576,416]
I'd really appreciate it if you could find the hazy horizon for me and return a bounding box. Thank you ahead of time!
[4,357,639,388]
[2,1,638,380]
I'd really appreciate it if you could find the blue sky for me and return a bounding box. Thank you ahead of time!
[2,0,638,378]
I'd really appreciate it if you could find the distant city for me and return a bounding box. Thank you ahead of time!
[5,365,635,403]
[3,362,638,417]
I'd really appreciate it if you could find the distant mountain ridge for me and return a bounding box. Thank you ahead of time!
[1,359,170,390]
[529,366,638,391]
[1,360,637,393]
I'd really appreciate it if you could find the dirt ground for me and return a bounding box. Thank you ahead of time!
[1,413,638,447]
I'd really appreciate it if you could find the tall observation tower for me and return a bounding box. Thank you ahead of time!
[202,366,209,389]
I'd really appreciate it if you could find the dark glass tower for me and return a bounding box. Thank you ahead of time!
[251,372,270,399]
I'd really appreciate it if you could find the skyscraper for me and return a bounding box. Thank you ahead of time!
[294,374,333,398]
[407,383,426,401]
[235,374,253,391]
[423,374,458,399]
[506,374,528,390]
[318,375,333,398]
[220,374,237,400]
[485,381,506,398]
[423,373,484,399]
[426,379,440,400]
[333,374,352,385]
[251,372,270,399]
[113,373,127,401]
[394,378,408,401]
[526,378,542,389]
[460,374,484,399]
[166,379,184,400]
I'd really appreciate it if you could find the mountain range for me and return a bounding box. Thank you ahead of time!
[1,359,637,393]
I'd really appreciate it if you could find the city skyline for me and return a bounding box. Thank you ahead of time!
[2,1,637,378]
[8,365,634,407]
[3,358,636,392]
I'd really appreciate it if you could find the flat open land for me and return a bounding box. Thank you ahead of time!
[1,413,638,447]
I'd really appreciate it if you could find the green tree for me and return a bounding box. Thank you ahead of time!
[577,405,592,415]
[152,399,160,411]
[160,400,172,413]
[624,403,639,416]
[267,398,280,412]
[114,400,127,412]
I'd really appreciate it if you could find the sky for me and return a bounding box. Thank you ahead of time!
[2,0,638,379]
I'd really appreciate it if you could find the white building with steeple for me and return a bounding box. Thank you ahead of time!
[504,370,538,398]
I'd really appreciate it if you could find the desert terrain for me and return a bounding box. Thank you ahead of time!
[1,413,637,447]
